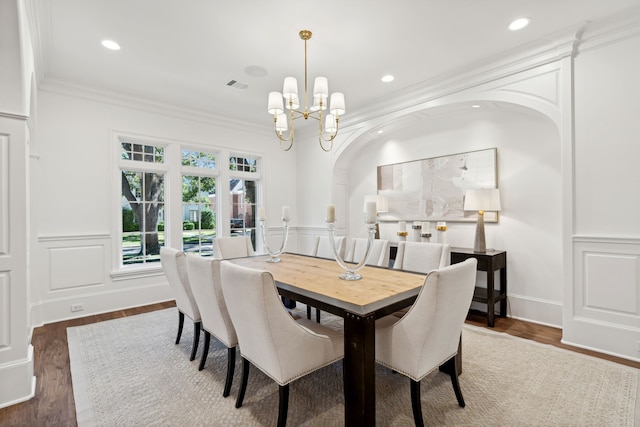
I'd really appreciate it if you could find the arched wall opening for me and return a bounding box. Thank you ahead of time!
[332,98,564,326]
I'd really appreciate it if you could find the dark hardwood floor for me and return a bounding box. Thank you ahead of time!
[1,304,637,427]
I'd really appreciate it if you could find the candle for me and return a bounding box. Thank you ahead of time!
[398,221,406,232]
[436,221,447,231]
[281,205,290,222]
[421,221,431,231]
[326,204,336,223]
[365,201,377,223]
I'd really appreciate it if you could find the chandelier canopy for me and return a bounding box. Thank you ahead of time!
[267,30,346,152]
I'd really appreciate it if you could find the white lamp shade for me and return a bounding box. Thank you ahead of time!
[267,92,284,115]
[324,114,337,133]
[284,94,300,110]
[282,77,298,99]
[310,96,327,112]
[329,92,346,116]
[463,188,501,211]
[275,113,288,132]
[313,77,329,100]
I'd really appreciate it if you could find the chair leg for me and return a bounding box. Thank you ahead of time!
[277,384,290,427]
[442,356,465,407]
[306,305,311,320]
[223,347,236,398]
[236,358,250,408]
[410,379,425,427]
[175,311,185,344]
[315,308,320,323]
[198,331,211,371]
[190,321,201,361]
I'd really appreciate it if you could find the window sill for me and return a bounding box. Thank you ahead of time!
[111,265,165,282]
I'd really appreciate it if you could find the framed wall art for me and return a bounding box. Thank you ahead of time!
[377,148,498,222]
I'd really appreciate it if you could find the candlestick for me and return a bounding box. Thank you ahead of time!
[258,206,266,221]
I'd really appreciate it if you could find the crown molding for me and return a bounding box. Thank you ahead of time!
[38,77,270,137]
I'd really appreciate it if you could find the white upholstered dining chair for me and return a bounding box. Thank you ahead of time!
[392,241,451,273]
[307,235,347,322]
[391,241,451,318]
[312,235,346,259]
[375,258,478,427]
[220,261,344,427]
[213,235,255,259]
[160,247,202,361]
[186,254,238,397]
[345,237,391,267]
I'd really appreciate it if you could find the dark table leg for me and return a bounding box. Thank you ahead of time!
[500,265,507,317]
[486,265,495,327]
[343,312,376,427]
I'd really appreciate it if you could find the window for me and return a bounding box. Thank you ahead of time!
[182,149,217,256]
[116,140,261,271]
[229,156,257,172]
[182,175,216,257]
[120,142,166,266]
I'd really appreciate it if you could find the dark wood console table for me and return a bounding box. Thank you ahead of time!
[450,247,507,327]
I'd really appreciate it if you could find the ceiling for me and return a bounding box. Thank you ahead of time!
[34,0,640,131]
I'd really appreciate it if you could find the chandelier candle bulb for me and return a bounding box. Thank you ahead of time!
[398,221,407,232]
[422,222,431,231]
[281,206,291,222]
[258,207,266,221]
[365,201,377,224]
[326,204,336,223]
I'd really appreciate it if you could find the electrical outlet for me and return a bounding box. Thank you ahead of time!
[70,303,84,313]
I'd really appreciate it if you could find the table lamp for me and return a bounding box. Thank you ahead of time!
[463,189,501,253]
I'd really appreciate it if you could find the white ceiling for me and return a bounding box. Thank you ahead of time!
[35,0,640,129]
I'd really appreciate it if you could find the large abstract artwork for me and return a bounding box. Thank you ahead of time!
[377,148,498,222]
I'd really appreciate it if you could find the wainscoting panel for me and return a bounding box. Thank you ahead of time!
[0,272,8,349]
[583,252,638,314]
[0,135,8,256]
[574,238,640,325]
[49,245,105,290]
[565,237,640,361]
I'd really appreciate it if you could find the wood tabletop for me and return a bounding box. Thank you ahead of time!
[228,253,427,308]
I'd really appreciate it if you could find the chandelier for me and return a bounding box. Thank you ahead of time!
[267,30,346,152]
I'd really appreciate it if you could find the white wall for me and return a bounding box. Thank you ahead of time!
[30,88,298,325]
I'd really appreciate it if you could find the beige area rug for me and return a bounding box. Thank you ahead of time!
[67,307,639,426]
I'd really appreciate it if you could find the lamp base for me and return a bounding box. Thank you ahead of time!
[473,212,487,253]
[339,271,362,281]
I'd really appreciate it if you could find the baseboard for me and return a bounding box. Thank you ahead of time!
[478,293,562,328]
[0,345,35,409]
[31,282,174,326]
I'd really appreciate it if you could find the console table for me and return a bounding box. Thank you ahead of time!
[450,247,507,327]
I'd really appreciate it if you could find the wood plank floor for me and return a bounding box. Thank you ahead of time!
[1,304,637,427]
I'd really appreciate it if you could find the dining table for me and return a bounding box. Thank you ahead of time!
[228,252,428,426]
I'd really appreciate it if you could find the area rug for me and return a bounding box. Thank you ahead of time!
[67,307,639,426]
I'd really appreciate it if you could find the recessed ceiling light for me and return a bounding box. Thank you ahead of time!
[101,40,121,50]
[377,130,384,134]
[509,17,531,31]
[471,104,481,108]
[381,75,394,83]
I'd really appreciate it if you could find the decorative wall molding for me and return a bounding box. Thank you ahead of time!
[37,233,111,243]
[0,272,9,349]
[0,135,8,256]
